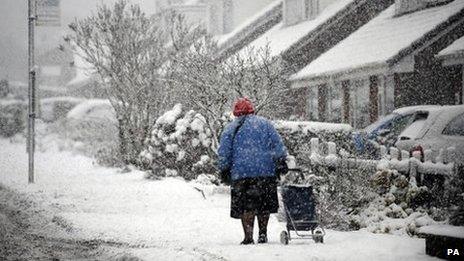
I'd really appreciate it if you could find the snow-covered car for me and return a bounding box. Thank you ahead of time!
[395,105,464,165]
[353,105,439,155]
[64,99,117,144]
[40,97,84,122]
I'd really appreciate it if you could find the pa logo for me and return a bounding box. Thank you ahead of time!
[447,249,460,256]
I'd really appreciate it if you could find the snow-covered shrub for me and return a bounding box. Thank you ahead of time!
[346,168,450,235]
[0,100,26,137]
[40,97,84,123]
[141,104,220,180]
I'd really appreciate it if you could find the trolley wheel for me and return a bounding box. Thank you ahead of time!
[313,230,324,243]
[280,231,289,245]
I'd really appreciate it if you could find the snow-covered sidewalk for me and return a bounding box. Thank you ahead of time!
[0,139,435,260]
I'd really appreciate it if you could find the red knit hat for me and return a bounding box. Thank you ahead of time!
[233,97,255,117]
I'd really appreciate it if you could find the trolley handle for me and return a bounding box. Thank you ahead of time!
[285,168,305,181]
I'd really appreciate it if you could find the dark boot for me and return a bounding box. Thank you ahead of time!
[257,213,270,243]
[241,211,255,245]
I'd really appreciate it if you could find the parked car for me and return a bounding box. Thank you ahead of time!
[395,105,464,165]
[64,99,117,145]
[353,105,439,155]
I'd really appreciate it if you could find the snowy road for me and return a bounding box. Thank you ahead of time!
[0,139,437,260]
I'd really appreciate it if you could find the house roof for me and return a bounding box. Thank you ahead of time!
[437,35,464,58]
[291,0,464,83]
[235,0,355,58]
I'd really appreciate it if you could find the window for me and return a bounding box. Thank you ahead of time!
[391,113,417,137]
[305,0,319,20]
[443,113,464,136]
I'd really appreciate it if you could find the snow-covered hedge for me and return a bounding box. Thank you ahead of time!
[0,99,26,137]
[140,104,220,180]
[274,120,354,160]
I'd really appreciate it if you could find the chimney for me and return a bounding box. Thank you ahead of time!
[204,0,234,35]
[284,0,320,27]
[222,0,234,34]
[395,0,452,16]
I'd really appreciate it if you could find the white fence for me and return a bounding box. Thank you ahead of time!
[306,138,457,184]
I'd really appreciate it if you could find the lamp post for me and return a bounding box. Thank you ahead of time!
[27,0,36,184]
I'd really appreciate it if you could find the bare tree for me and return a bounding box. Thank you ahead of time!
[224,45,288,116]
[169,40,287,151]
[67,0,204,164]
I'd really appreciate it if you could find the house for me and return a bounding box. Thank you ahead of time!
[436,36,464,104]
[156,0,234,38]
[36,45,105,98]
[290,0,464,128]
[221,0,394,118]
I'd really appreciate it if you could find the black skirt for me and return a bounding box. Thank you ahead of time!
[230,176,279,219]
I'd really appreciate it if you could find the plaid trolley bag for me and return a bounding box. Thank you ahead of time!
[280,184,325,244]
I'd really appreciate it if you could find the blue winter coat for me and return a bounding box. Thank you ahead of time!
[218,115,287,181]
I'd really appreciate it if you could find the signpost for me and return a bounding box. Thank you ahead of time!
[27,0,60,184]
[36,0,61,27]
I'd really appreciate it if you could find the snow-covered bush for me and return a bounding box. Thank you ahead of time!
[40,97,84,123]
[347,168,449,235]
[141,104,222,180]
[0,100,26,137]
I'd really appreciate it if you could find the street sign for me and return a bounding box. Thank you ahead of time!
[36,0,61,27]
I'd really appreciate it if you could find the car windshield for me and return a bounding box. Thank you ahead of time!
[364,113,398,133]
[398,111,429,139]
[399,119,427,139]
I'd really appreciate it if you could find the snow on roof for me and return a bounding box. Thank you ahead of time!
[67,48,94,87]
[236,0,354,58]
[438,35,464,57]
[291,0,464,81]
[392,105,441,115]
[215,0,282,47]
[41,96,85,104]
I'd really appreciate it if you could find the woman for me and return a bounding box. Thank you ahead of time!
[218,98,287,245]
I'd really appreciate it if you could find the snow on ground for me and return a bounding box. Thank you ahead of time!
[0,138,435,260]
